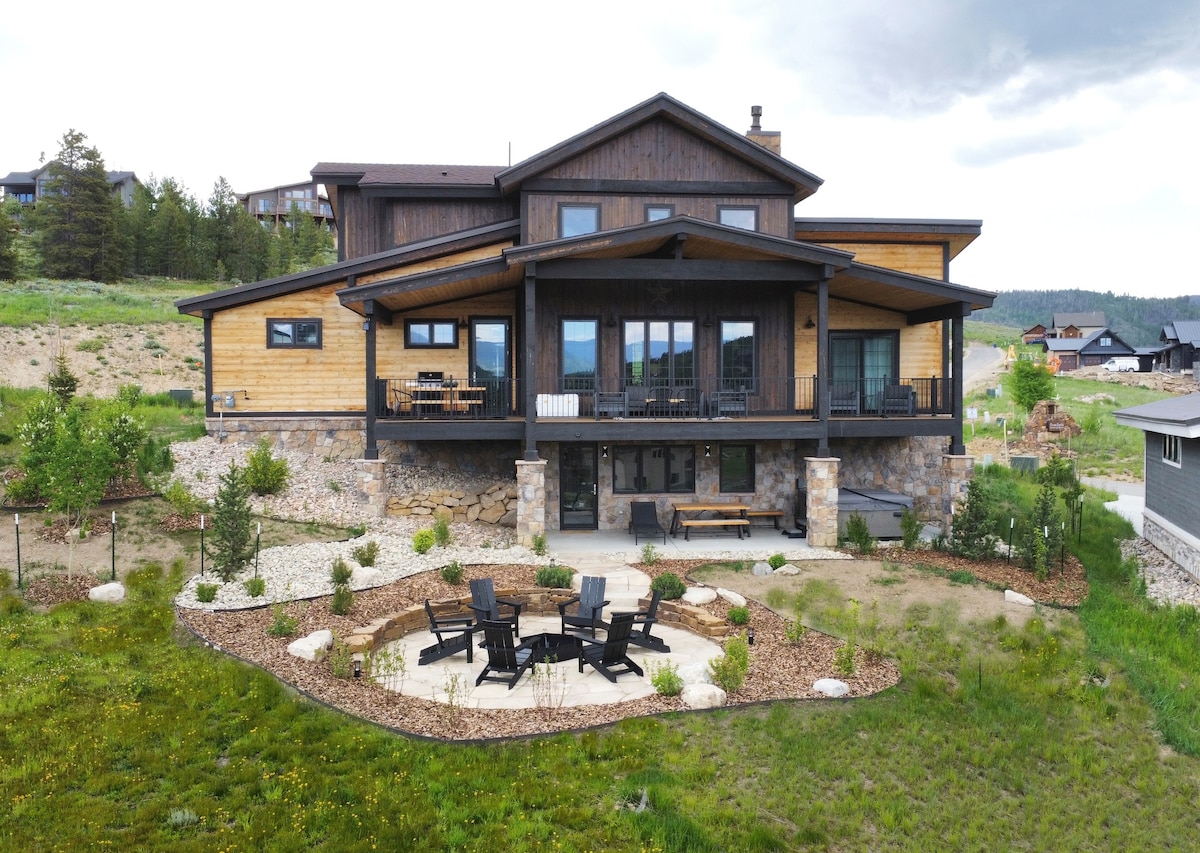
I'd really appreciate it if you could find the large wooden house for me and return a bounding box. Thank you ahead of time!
[177,94,994,545]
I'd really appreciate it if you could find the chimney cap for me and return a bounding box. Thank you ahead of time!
[750,105,762,131]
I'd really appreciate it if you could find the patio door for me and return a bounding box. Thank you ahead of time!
[560,445,598,530]
[470,318,511,416]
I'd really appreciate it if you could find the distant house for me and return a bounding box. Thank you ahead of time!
[1114,393,1200,582]
[1042,327,1135,371]
[1159,320,1200,373]
[1021,323,1047,345]
[1051,312,1106,339]
[0,164,140,207]
[238,181,334,233]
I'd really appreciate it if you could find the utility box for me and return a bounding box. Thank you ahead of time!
[1011,455,1040,474]
[169,389,194,406]
[223,392,236,409]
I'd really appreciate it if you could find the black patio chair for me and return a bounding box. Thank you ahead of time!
[468,578,522,641]
[630,500,666,545]
[475,620,537,689]
[577,612,644,683]
[417,599,475,666]
[559,575,610,638]
[624,589,670,653]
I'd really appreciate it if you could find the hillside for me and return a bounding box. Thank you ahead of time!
[975,289,1200,347]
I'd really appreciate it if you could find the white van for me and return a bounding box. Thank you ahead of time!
[1101,357,1139,373]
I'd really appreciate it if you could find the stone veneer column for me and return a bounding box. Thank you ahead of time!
[941,454,974,533]
[515,459,547,547]
[804,456,840,549]
[354,458,388,518]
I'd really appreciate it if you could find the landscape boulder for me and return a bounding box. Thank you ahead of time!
[682,587,718,605]
[350,566,383,588]
[751,561,774,577]
[773,564,801,576]
[813,678,850,698]
[1004,590,1035,607]
[288,629,334,662]
[716,587,746,607]
[681,683,727,710]
[88,582,125,603]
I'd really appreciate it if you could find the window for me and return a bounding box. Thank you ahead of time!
[267,319,322,348]
[718,206,757,231]
[645,204,674,222]
[1163,434,1181,467]
[612,445,695,493]
[1100,337,1112,347]
[720,320,756,390]
[559,204,600,238]
[624,320,695,387]
[719,445,755,493]
[830,331,899,403]
[405,320,458,348]
[561,319,598,391]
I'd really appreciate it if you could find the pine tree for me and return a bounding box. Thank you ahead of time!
[36,129,122,281]
[208,462,255,582]
[1019,483,1064,580]
[0,203,18,282]
[948,476,997,559]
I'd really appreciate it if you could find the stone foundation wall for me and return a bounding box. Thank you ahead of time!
[208,416,367,460]
[832,435,951,519]
[1144,515,1200,584]
[386,484,519,526]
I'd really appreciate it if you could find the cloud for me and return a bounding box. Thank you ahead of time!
[954,127,1088,167]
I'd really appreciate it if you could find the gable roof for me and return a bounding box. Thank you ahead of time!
[793,217,982,261]
[1053,311,1106,328]
[1043,327,1134,354]
[495,92,823,202]
[1114,392,1200,438]
[311,162,504,199]
[1161,320,1200,346]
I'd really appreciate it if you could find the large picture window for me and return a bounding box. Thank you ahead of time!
[561,318,598,391]
[719,445,755,493]
[267,319,322,348]
[830,331,899,404]
[720,320,756,390]
[623,320,695,387]
[405,319,458,348]
[612,445,695,493]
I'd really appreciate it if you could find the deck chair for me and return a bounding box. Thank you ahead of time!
[624,589,670,653]
[644,386,672,417]
[559,575,610,638]
[468,578,522,640]
[882,384,915,416]
[577,612,644,682]
[829,382,860,416]
[674,386,701,417]
[417,600,475,666]
[630,500,666,544]
[475,620,537,689]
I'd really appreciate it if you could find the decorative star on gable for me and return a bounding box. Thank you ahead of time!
[647,283,671,307]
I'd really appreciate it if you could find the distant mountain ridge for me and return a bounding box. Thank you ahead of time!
[973,289,1200,347]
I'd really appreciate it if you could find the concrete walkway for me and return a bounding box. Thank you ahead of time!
[1082,476,1145,537]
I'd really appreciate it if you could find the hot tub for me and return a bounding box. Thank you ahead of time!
[837,488,914,540]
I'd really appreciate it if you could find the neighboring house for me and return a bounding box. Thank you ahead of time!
[176,93,994,546]
[1042,327,1136,371]
[0,164,140,207]
[1114,393,1200,582]
[1051,312,1106,339]
[1159,320,1200,373]
[238,181,334,233]
[1022,324,1047,345]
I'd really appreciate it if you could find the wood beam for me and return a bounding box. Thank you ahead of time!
[537,258,826,281]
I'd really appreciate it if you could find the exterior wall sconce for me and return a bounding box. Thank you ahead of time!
[703,315,714,328]
[704,444,711,457]
[362,318,372,331]
[804,315,815,329]
[458,317,469,329]
[606,313,618,328]
[601,445,609,458]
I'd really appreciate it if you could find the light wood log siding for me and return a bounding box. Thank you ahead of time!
[387,199,515,248]
[537,280,793,404]
[375,292,517,380]
[355,242,513,286]
[525,194,791,244]
[793,293,943,379]
[815,242,945,278]
[210,284,365,412]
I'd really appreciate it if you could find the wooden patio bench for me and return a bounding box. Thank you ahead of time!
[745,510,785,529]
[679,518,750,540]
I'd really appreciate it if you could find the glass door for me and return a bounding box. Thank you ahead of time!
[470,318,511,416]
[560,445,598,530]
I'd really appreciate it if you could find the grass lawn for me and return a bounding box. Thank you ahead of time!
[3,502,1200,851]
[0,278,214,328]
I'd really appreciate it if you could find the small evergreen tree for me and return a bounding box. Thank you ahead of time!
[1018,483,1064,579]
[208,462,255,582]
[0,203,18,282]
[46,347,78,406]
[948,476,998,559]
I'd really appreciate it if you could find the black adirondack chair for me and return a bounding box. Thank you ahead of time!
[468,578,522,641]
[624,589,670,653]
[577,612,644,682]
[475,619,537,689]
[417,599,475,666]
[559,575,610,638]
[630,500,666,544]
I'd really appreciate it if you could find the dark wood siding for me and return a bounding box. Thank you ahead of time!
[1145,433,1200,536]
[525,194,792,243]
[388,199,516,248]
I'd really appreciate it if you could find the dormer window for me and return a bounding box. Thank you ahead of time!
[718,205,757,231]
[559,204,600,238]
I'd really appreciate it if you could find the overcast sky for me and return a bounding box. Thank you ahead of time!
[4,0,1199,298]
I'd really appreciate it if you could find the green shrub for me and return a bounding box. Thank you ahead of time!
[843,512,876,555]
[163,479,202,519]
[834,641,856,676]
[641,542,660,566]
[949,477,998,560]
[330,584,353,615]
[535,565,574,588]
[899,507,923,549]
[346,523,367,538]
[328,640,353,678]
[244,437,290,495]
[768,553,787,570]
[728,605,750,626]
[440,560,464,585]
[195,582,218,603]
[649,660,684,696]
[351,540,379,567]
[266,603,298,638]
[330,556,353,586]
[243,576,266,597]
[709,633,750,693]
[1,593,27,616]
[650,572,686,600]
[784,619,808,644]
[412,528,435,554]
[530,532,548,556]
[432,510,452,547]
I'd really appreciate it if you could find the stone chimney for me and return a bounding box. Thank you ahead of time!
[746,105,781,155]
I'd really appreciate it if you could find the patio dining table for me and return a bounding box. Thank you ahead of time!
[668,502,751,537]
